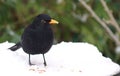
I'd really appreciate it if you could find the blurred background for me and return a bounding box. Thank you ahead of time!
[0,0,120,64]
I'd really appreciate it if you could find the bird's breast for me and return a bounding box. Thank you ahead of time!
[21,27,54,54]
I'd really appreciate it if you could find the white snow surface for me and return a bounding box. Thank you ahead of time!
[0,41,119,76]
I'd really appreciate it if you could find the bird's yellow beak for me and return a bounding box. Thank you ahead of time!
[49,19,59,25]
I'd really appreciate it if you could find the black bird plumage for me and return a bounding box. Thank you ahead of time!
[9,14,58,66]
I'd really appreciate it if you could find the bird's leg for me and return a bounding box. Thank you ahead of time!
[43,54,47,66]
[29,54,32,65]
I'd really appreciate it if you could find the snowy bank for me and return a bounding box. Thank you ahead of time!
[0,41,119,76]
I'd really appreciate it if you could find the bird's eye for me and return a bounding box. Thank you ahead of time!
[41,20,46,23]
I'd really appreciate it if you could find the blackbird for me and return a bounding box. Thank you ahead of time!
[9,14,58,66]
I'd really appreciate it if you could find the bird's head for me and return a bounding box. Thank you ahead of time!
[33,14,59,25]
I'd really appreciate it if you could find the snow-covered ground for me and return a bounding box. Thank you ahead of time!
[0,41,119,76]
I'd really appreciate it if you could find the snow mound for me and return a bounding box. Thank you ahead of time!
[0,41,119,76]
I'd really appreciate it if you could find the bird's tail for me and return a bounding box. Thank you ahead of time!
[9,42,21,51]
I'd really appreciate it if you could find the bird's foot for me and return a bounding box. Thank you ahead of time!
[29,63,35,66]
[29,62,35,66]
[44,62,47,66]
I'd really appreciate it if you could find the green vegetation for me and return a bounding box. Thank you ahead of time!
[0,0,120,64]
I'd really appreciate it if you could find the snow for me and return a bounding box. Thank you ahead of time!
[0,41,119,76]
